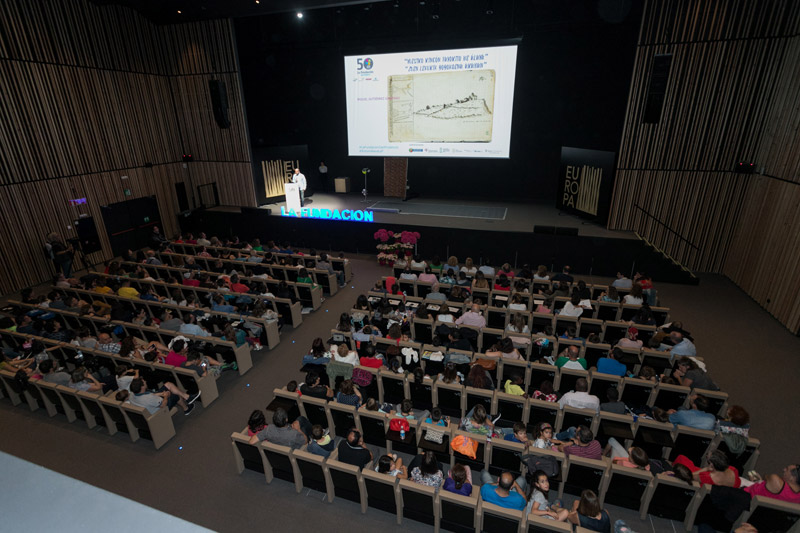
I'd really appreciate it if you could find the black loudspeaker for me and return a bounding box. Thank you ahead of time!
[74,217,102,255]
[643,54,672,124]
[555,227,579,236]
[534,225,556,235]
[208,79,230,129]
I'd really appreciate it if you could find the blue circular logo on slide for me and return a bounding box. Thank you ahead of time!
[363,58,373,69]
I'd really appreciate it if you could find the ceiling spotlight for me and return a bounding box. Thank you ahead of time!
[296,12,303,18]
[177,10,182,14]
[255,0,259,3]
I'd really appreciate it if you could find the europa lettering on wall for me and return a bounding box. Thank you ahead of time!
[557,146,616,225]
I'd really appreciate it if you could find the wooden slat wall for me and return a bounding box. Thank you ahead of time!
[0,0,255,296]
[608,0,800,332]
[608,0,800,271]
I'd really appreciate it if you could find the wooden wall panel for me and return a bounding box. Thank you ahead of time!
[0,1,255,296]
[610,0,800,331]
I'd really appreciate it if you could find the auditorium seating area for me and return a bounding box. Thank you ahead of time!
[230,269,800,533]
[0,240,353,449]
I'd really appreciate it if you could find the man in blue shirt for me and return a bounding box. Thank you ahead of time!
[668,394,716,430]
[179,313,211,337]
[479,470,527,510]
[596,348,627,377]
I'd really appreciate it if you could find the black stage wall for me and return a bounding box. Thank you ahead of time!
[179,209,696,284]
[235,0,643,203]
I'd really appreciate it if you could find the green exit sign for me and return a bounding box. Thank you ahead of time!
[144,216,150,223]
[124,189,131,196]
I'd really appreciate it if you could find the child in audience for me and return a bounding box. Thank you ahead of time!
[286,380,298,393]
[533,380,558,402]
[308,425,335,458]
[425,407,449,427]
[532,422,567,450]
[247,410,267,436]
[527,470,568,521]
[504,422,531,445]
[115,390,130,402]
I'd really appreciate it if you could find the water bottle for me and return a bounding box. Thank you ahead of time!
[400,428,406,440]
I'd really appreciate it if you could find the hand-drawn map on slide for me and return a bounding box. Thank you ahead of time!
[388,70,495,143]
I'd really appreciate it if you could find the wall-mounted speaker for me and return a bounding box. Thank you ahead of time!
[208,79,230,129]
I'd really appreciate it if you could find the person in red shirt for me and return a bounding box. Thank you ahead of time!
[183,271,201,287]
[164,339,189,367]
[230,274,250,294]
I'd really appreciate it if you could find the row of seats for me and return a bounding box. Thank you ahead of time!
[164,242,352,280]
[229,391,794,533]
[50,285,282,350]
[0,367,178,449]
[1,329,218,407]
[381,277,661,321]
[5,301,254,376]
[365,291,667,345]
[149,253,339,300]
[271,384,751,468]
[328,330,717,410]
[119,261,321,316]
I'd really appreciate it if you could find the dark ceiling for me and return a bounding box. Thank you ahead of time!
[89,0,634,27]
[89,0,392,24]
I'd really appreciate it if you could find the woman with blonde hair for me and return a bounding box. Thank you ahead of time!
[447,256,459,268]
[460,257,477,277]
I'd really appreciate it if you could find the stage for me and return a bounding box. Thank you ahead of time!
[251,192,636,240]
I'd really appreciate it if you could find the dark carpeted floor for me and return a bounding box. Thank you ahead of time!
[1,256,798,532]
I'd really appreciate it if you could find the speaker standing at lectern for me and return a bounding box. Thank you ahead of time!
[292,168,307,207]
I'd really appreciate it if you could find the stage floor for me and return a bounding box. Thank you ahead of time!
[254,193,636,239]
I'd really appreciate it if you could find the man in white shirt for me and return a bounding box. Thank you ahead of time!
[318,162,328,192]
[292,168,307,206]
[196,232,211,246]
[611,272,633,289]
[455,303,486,328]
[558,378,600,411]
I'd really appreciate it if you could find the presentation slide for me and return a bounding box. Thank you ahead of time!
[344,45,518,159]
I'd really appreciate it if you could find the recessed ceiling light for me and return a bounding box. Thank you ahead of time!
[296,12,303,18]
[177,10,182,14]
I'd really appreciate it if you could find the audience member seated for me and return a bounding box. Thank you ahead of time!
[302,338,331,366]
[375,454,408,479]
[598,287,620,303]
[551,266,573,284]
[480,470,527,510]
[68,368,103,393]
[527,470,569,521]
[485,338,523,360]
[659,330,697,359]
[604,440,650,471]
[337,428,372,468]
[179,313,211,337]
[333,343,359,366]
[673,450,740,487]
[335,379,362,408]
[560,293,587,317]
[248,407,309,449]
[615,327,643,349]
[505,422,531,445]
[129,377,197,416]
[455,303,485,328]
[558,378,599,411]
[567,490,610,533]
[308,425,335,458]
[299,371,333,400]
[557,425,602,459]
[425,284,447,302]
[745,464,800,504]
[667,394,716,430]
[443,463,473,496]
[164,339,189,367]
[38,359,70,386]
[596,348,627,377]
[246,409,267,437]
[465,364,494,390]
[410,450,444,487]
[671,356,718,390]
[554,345,587,370]
[503,374,526,397]
[532,380,557,402]
[599,387,626,414]
[533,265,549,280]
[622,283,644,305]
